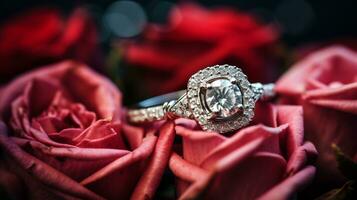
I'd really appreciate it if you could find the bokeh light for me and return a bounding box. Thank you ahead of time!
[103,0,147,38]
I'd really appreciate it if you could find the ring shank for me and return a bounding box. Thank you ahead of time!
[127,90,186,123]
[136,90,185,108]
[127,105,166,123]
[127,83,275,123]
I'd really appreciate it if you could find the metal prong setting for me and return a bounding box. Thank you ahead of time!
[187,64,257,133]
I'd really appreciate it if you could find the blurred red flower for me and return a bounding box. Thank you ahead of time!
[122,3,280,95]
[170,103,317,200]
[276,46,357,187]
[0,61,173,200]
[0,8,100,83]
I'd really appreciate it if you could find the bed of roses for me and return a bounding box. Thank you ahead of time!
[0,3,356,200]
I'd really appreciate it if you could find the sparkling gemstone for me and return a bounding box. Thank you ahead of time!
[205,79,243,118]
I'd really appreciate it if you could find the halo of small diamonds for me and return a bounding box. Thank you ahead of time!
[187,64,256,133]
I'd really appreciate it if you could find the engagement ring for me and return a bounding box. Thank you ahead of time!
[127,64,275,133]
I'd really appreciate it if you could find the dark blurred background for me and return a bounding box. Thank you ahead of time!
[1,0,356,47]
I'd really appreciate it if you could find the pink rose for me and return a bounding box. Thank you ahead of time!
[276,46,357,185]
[0,61,174,199]
[170,103,317,200]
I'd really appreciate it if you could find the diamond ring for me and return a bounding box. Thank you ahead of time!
[127,64,275,133]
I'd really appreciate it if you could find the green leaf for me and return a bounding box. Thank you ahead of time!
[332,144,357,180]
[315,181,356,200]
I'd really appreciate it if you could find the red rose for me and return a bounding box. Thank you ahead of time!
[0,8,99,83]
[276,46,357,185]
[0,61,174,199]
[170,103,317,200]
[122,3,279,95]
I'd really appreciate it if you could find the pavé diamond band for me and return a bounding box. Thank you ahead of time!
[127,64,275,133]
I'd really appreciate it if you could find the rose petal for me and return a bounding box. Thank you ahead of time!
[0,160,24,199]
[304,82,357,100]
[286,141,317,176]
[80,134,157,185]
[72,120,127,149]
[122,124,144,150]
[0,61,73,121]
[78,134,157,200]
[202,125,287,170]
[308,99,357,114]
[174,118,197,129]
[303,97,357,183]
[169,152,209,183]
[303,83,357,114]
[181,152,287,200]
[47,128,83,144]
[36,116,70,134]
[276,46,357,98]
[12,137,130,160]
[176,126,225,165]
[276,106,304,158]
[131,122,175,200]
[257,166,316,200]
[23,78,59,117]
[76,132,125,149]
[61,66,121,121]
[253,102,278,127]
[29,127,74,148]
[178,172,214,200]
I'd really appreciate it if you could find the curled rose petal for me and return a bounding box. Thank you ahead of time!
[169,152,209,183]
[175,126,225,165]
[61,66,121,121]
[28,127,76,148]
[121,124,144,149]
[178,172,214,200]
[303,83,357,114]
[131,122,175,200]
[257,166,316,200]
[80,134,157,186]
[286,141,318,176]
[202,125,287,170]
[12,137,130,160]
[276,46,357,102]
[276,106,304,158]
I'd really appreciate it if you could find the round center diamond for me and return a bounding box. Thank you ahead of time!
[205,79,243,118]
